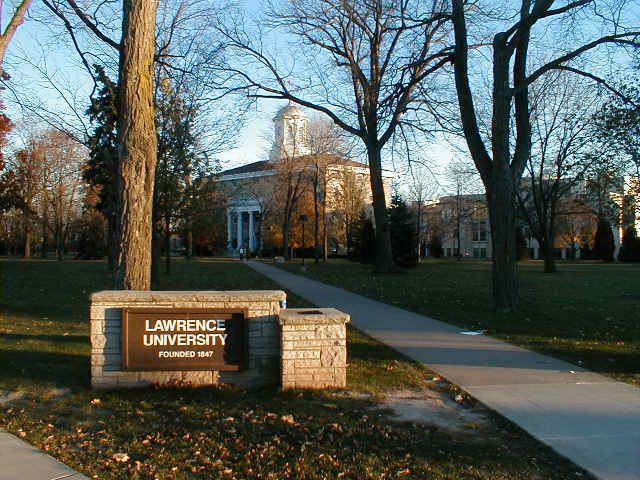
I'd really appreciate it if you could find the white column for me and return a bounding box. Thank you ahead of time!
[248,211,255,251]
[227,210,232,248]
[237,211,243,249]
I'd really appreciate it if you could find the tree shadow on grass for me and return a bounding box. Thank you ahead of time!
[0,348,89,390]
[2,303,89,326]
[0,333,89,344]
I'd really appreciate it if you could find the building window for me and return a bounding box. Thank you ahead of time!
[472,220,488,242]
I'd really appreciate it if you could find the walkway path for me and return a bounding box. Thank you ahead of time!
[249,261,640,480]
[0,430,89,480]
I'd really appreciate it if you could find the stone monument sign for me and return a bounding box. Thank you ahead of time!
[90,290,350,390]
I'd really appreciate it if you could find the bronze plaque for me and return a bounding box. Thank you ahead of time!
[122,309,247,371]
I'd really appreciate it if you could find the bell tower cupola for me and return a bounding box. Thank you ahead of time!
[269,104,310,161]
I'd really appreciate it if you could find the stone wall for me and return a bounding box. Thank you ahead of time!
[279,308,350,389]
[90,290,285,389]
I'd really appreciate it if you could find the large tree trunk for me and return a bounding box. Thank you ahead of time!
[0,0,33,79]
[55,226,63,261]
[542,229,557,273]
[114,0,158,290]
[282,216,290,260]
[486,171,518,313]
[164,212,171,274]
[542,243,556,273]
[322,175,328,262]
[23,211,31,259]
[456,205,462,260]
[185,229,193,259]
[41,203,48,259]
[313,172,320,264]
[367,145,394,272]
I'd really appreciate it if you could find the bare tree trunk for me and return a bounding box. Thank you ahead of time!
[542,229,557,273]
[115,0,158,290]
[55,224,63,261]
[164,212,171,275]
[487,172,518,313]
[185,229,193,259]
[367,145,394,272]
[23,211,31,259]
[322,175,328,262]
[542,243,556,273]
[41,202,48,259]
[282,217,290,260]
[313,172,320,264]
[456,201,462,261]
[0,0,33,78]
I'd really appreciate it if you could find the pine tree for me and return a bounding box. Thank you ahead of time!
[593,219,615,262]
[84,65,119,269]
[388,192,417,267]
[351,211,375,264]
[619,226,640,262]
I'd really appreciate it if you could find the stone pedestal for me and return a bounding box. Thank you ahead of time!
[279,308,350,389]
[90,290,285,389]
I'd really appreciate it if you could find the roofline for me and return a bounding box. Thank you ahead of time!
[215,170,278,182]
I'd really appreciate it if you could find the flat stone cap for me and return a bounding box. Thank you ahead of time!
[91,290,287,303]
[279,308,350,325]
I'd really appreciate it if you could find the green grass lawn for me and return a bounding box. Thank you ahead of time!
[0,259,590,479]
[278,258,640,386]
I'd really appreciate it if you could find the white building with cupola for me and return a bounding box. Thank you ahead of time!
[214,104,394,256]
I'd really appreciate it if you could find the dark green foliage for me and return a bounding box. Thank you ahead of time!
[619,226,640,262]
[428,235,443,258]
[84,65,118,223]
[593,66,639,174]
[84,65,118,267]
[76,210,107,259]
[388,192,417,267]
[593,219,615,261]
[352,211,375,264]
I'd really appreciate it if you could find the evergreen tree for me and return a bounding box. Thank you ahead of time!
[351,211,375,264]
[388,192,417,267]
[593,219,615,262]
[84,65,119,269]
[428,235,443,258]
[619,226,640,262]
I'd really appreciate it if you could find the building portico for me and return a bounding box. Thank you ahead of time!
[227,204,261,254]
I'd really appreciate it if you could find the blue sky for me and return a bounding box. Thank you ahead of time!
[2,0,458,192]
[2,0,638,197]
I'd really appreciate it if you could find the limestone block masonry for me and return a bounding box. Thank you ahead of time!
[91,291,351,390]
[279,308,350,389]
[90,290,285,389]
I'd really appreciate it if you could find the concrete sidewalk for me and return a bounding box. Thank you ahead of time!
[0,430,89,480]
[249,261,640,480]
